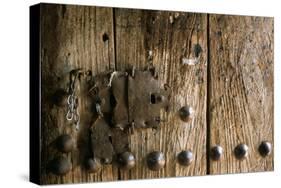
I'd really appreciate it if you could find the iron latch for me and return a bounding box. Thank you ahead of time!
[87,66,170,165]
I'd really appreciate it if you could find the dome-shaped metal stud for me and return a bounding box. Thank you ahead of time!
[258,141,272,157]
[48,156,71,175]
[179,106,194,122]
[55,134,74,153]
[210,145,223,161]
[146,151,165,171]
[177,150,193,166]
[85,158,101,173]
[117,151,136,170]
[234,144,248,160]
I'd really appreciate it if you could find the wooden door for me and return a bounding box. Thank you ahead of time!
[31,3,273,185]
[208,15,274,174]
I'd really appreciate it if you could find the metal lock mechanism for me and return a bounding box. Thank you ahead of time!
[87,66,170,167]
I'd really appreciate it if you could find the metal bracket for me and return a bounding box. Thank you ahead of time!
[128,69,170,129]
[88,67,170,165]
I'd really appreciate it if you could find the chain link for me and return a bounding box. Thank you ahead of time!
[66,70,80,130]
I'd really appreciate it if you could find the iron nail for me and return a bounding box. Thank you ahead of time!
[234,144,248,160]
[85,158,101,173]
[146,151,165,171]
[258,141,272,157]
[117,152,136,170]
[48,156,72,176]
[210,145,223,161]
[179,106,194,122]
[177,150,193,166]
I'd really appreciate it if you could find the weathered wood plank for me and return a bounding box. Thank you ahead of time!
[208,15,274,174]
[40,4,117,184]
[38,4,274,184]
[115,9,208,179]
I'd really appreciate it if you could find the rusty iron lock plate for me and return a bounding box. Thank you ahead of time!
[128,69,170,129]
[111,72,130,129]
[88,67,170,165]
[90,117,114,164]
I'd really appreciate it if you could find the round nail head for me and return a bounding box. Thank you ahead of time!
[117,151,136,170]
[85,158,101,173]
[179,106,194,122]
[234,144,248,160]
[49,156,71,175]
[146,151,165,171]
[177,150,193,166]
[258,141,272,157]
[56,134,74,153]
[210,146,223,161]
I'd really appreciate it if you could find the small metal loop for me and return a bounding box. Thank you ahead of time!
[67,95,74,105]
[107,71,117,87]
[73,111,79,122]
[73,96,79,109]
[95,103,104,117]
[66,110,73,121]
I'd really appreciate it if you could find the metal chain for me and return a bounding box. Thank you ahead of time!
[66,70,80,130]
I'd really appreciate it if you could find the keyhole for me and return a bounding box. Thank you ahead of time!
[150,94,156,104]
[102,33,109,42]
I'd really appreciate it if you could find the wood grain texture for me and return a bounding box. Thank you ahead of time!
[40,4,118,184]
[208,15,274,174]
[115,9,207,179]
[37,3,274,184]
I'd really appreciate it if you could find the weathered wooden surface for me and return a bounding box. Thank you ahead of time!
[40,4,118,184]
[208,15,274,174]
[115,9,207,179]
[39,3,274,185]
